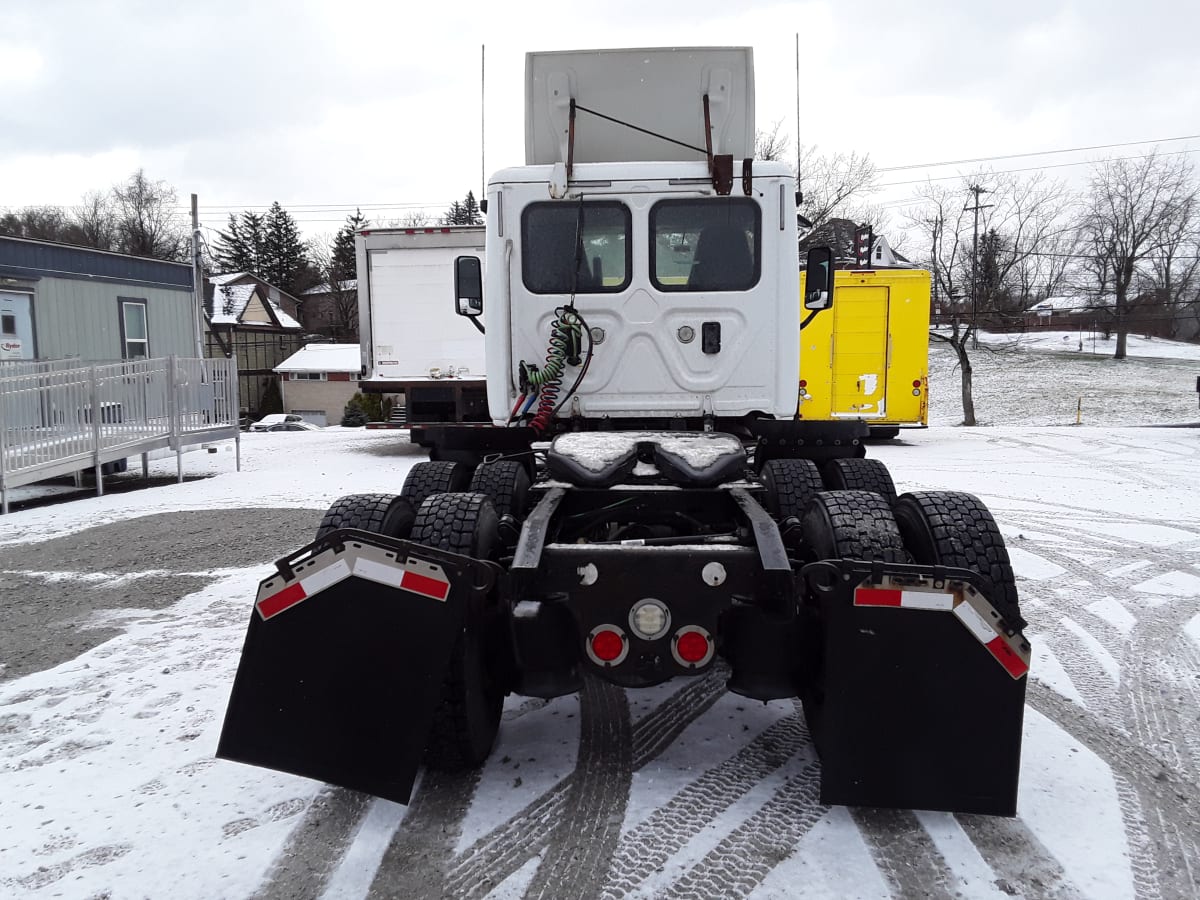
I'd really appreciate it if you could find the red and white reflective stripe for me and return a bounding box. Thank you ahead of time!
[256,551,451,620]
[854,587,954,611]
[854,580,1030,680]
[256,558,353,620]
[954,598,1030,679]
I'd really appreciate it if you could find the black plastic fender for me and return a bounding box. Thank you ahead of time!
[217,529,498,804]
[799,559,1030,816]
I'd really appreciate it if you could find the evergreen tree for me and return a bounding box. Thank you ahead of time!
[461,190,482,225]
[440,192,483,226]
[332,208,368,282]
[262,201,308,295]
[442,200,465,226]
[215,211,266,273]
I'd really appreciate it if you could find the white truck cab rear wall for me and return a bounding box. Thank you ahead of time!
[483,161,799,423]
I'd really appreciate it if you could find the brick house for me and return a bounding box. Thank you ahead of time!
[273,343,361,426]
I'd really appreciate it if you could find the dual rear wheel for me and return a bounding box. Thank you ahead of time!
[315,457,531,773]
[760,458,1020,624]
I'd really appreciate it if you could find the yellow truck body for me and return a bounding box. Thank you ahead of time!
[798,268,931,436]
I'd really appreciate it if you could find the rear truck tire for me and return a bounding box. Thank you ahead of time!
[801,489,910,564]
[894,491,1024,630]
[468,460,532,520]
[821,457,898,506]
[759,458,824,520]
[410,492,504,769]
[400,460,471,511]
[314,493,416,542]
[798,490,911,724]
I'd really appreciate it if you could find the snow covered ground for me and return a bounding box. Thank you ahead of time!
[1,334,1198,899]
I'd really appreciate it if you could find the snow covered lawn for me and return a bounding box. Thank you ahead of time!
[2,336,1199,898]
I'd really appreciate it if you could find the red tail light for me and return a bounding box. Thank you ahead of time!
[587,626,628,666]
[672,626,714,667]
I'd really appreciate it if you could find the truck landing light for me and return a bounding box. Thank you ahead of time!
[672,626,714,668]
[629,599,671,640]
[587,626,629,666]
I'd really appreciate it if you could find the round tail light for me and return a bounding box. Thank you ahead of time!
[672,626,714,668]
[587,626,628,666]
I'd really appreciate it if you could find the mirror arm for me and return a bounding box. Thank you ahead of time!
[468,316,485,335]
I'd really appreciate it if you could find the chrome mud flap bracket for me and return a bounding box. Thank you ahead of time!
[217,529,498,804]
[799,560,1031,816]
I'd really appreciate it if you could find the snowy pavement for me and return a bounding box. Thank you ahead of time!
[2,342,1200,899]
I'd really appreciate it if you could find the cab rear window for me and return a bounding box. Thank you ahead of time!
[650,199,760,292]
[521,202,631,294]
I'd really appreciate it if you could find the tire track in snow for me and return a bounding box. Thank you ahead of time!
[657,760,825,900]
[251,786,373,900]
[523,677,631,900]
[441,668,728,898]
[1028,681,1200,900]
[1021,534,1200,782]
[368,768,484,899]
[850,808,956,900]
[955,814,1088,900]
[1004,524,1200,899]
[601,707,811,898]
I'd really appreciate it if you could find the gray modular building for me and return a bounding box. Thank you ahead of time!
[0,235,197,363]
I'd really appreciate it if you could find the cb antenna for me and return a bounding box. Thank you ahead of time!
[794,32,802,203]
[475,43,480,200]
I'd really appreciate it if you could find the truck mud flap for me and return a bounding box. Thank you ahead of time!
[800,560,1030,816]
[217,529,498,804]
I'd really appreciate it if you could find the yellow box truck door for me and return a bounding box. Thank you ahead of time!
[831,285,888,418]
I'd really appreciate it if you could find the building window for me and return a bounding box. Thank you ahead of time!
[291,372,327,381]
[1,314,15,336]
[119,299,149,359]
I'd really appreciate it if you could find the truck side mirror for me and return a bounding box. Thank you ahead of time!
[803,247,834,311]
[454,256,483,317]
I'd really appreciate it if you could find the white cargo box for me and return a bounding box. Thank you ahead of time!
[525,47,755,165]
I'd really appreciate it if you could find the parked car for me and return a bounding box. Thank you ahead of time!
[249,414,305,432]
[266,421,323,432]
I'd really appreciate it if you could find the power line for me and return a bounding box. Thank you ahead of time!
[877,133,1200,173]
[878,147,1200,189]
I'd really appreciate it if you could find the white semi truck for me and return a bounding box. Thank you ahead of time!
[221,47,1030,817]
[355,226,488,432]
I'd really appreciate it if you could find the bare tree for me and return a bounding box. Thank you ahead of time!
[973,170,1077,316]
[797,146,879,232]
[902,171,1079,425]
[307,239,359,341]
[1145,189,1199,339]
[755,119,789,162]
[903,185,978,423]
[73,191,117,251]
[0,206,78,243]
[112,169,188,261]
[1080,151,1197,358]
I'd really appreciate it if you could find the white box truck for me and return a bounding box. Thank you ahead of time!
[355,226,488,445]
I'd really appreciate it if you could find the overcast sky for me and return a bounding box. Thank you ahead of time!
[2,0,1197,242]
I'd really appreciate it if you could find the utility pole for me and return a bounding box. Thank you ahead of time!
[965,184,993,350]
[191,194,204,359]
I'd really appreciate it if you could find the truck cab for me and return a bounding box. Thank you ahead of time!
[479,159,800,426]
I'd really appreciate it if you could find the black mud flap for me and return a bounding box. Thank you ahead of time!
[800,561,1031,816]
[217,529,498,804]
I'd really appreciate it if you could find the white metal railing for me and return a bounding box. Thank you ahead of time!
[0,356,241,513]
